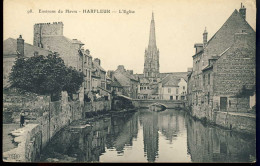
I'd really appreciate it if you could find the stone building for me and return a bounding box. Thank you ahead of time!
[188,4,256,119]
[3,35,52,88]
[83,49,93,95]
[107,70,124,96]
[111,65,139,99]
[33,22,85,71]
[91,58,109,97]
[158,75,187,100]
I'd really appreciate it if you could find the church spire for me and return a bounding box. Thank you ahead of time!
[148,12,156,48]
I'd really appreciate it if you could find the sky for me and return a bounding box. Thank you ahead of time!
[4,0,256,74]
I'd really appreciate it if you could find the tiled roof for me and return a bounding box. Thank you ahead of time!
[113,72,131,87]
[134,72,188,82]
[159,75,181,87]
[140,77,150,83]
[110,79,123,88]
[3,38,52,57]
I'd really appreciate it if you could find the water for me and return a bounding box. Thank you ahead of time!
[39,109,256,163]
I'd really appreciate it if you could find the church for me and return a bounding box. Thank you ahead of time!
[135,13,187,100]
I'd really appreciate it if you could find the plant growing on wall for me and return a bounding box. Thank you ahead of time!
[10,54,84,101]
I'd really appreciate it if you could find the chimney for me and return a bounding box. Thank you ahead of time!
[17,35,24,57]
[117,65,125,71]
[239,3,246,20]
[194,43,203,54]
[85,49,90,56]
[203,27,208,47]
[127,70,133,75]
[94,58,101,66]
[107,70,114,81]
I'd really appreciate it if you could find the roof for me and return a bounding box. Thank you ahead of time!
[204,9,255,58]
[42,36,84,46]
[93,61,106,72]
[114,68,138,82]
[106,75,112,80]
[140,77,150,84]
[151,87,158,95]
[110,79,123,88]
[3,38,52,57]
[117,94,132,100]
[72,39,84,45]
[202,65,213,72]
[159,75,181,87]
[134,72,188,82]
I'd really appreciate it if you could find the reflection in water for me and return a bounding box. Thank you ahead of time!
[39,109,256,163]
[186,117,256,162]
[141,111,159,162]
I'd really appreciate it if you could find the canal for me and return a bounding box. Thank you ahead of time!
[38,109,256,162]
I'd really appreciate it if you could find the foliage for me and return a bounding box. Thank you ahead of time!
[10,54,84,98]
[235,85,255,98]
[62,66,84,94]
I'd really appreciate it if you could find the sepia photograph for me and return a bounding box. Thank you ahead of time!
[3,0,256,163]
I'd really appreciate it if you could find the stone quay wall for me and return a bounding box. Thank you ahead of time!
[83,100,111,117]
[190,107,255,135]
[23,100,83,162]
[3,90,111,162]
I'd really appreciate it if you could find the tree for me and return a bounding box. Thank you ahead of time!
[10,54,84,101]
[62,67,84,100]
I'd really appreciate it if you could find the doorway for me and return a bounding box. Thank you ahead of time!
[220,97,227,111]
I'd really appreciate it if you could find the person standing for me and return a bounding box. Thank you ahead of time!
[20,110,25,127]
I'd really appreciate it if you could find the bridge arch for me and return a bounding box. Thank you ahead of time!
[148,102,168,108]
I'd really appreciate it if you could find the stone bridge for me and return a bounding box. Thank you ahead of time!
[132,99,188,109]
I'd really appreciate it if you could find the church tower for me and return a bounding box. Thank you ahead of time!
[143,12,160,81]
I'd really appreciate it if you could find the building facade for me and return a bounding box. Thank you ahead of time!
[3,35,52,88]
[33,22,85,71]
[188,4,256,119]
[158,75,187,100]
[111,65,139,99]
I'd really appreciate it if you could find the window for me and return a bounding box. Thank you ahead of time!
[208,73,210,85]
[208,92,210,104]
[183,86,185,90]
[168,88,171,93]
[203,74,206,86]
[176,88,178,94]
